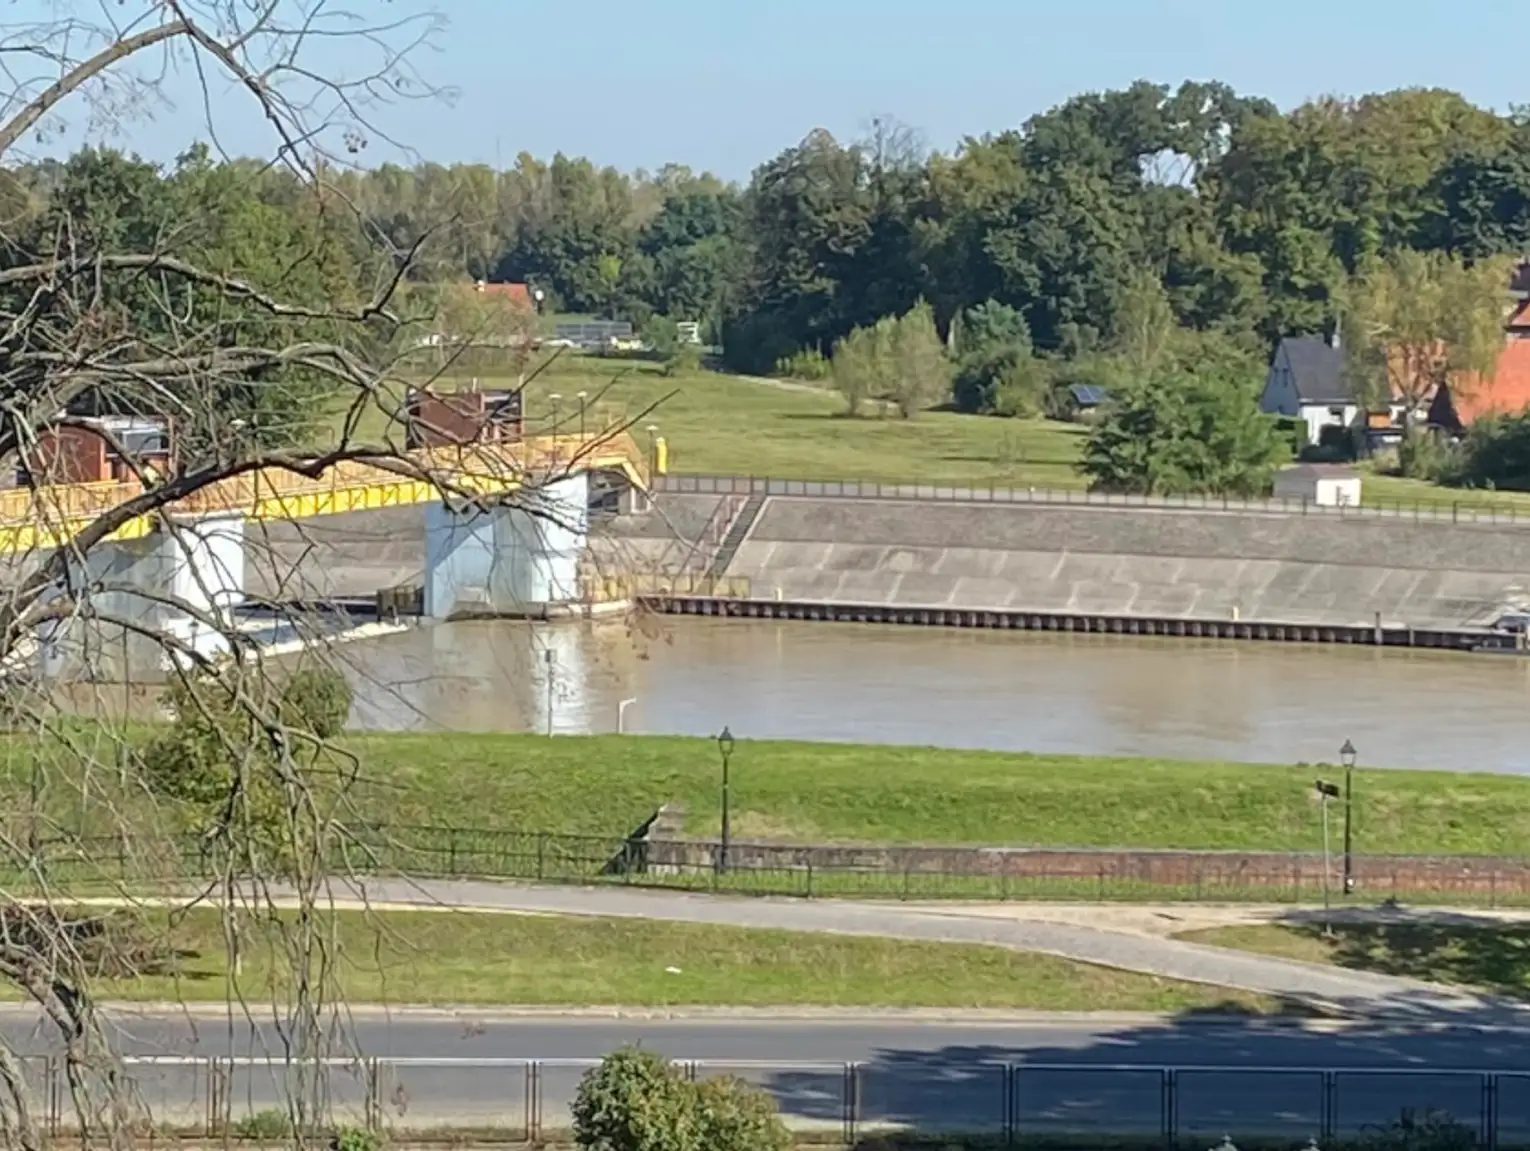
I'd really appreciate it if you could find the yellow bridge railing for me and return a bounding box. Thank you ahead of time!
[0,431,647,555]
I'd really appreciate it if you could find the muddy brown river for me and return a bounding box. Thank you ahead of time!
[338,617,1530,773]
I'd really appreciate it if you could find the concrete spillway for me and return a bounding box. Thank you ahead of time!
[720,497,1530,630]
[227,489,1530,634]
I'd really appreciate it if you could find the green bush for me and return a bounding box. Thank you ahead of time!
[232,1109,292,1139]
[280,665,353,739]
[572,1048,789,1151]
[1450,412,1530,490]
[330,1125,384,1151]
[773,347,831,380]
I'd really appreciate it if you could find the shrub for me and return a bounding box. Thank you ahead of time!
[773,347,830,380]
[572,1048,789,1151]
[232,1109,293,1139]
[280,665,353,739]
[572,1049,699,1151]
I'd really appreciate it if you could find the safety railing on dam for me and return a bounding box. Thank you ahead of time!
[13,1055,1530,1147]
[657,472,1530,525]
[26,828,1530,908]
[0,431,648,553]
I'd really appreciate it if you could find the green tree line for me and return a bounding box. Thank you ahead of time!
[317,85,1530,369]
[24,83,1530,489]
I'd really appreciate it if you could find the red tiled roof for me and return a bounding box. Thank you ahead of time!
[474,280,533,307]
[1432,339,1530,428]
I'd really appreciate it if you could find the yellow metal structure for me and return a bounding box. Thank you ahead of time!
[0,431,648,555]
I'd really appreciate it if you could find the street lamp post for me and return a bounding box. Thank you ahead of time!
[1314,778,1340,935]
[716,726,735,874]
[1340,739,1357,894]
[576,390,589,439]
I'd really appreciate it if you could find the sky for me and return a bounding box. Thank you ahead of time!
[14,0,1530,180]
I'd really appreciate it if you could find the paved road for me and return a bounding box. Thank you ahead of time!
[41,881,1530,1135]
[323,879,1528,1025]
[6,1009,1530,1139]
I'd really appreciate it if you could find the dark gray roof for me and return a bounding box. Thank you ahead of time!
[1067,383,1109,406]
[1275,336,1351,404]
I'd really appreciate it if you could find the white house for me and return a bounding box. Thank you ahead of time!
[1258,336,1358,446]
[1272,464,1362,507]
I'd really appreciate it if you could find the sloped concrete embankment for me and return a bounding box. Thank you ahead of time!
[723,498,1530,629]
[244,506,425,600]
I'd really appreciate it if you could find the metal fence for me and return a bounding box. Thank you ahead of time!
[17,1055,1530,1148]
[25,826,1530,909]
[656,472,1530,526]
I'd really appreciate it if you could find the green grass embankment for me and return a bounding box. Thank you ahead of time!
[342,734,1530,855]
[357,356,1530,513]
[12,732,1530,855]
[65,906,1279,1013]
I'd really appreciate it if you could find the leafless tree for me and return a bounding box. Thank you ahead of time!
[0,5,609,1149]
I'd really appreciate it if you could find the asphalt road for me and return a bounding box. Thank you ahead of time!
[7,1010,1530,1139]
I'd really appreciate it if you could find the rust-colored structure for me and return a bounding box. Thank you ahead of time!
[21,417,174,486]
[405,387,524,450]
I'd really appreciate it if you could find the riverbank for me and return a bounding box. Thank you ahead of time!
[337,733,1530,853]
[21,732,1513,855]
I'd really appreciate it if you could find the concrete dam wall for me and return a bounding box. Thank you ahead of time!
[722,497,1530,629]
[232,489,1530,632]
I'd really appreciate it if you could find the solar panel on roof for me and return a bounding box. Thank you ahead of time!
[1069,384,1109,405]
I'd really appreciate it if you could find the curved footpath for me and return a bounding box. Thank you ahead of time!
[306,879,1525,1026]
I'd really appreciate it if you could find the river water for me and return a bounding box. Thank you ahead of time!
[341,617,1530,774]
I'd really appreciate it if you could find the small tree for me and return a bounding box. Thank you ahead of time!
[1082,368,1284,495]
[888,300,950,418]
[830,322,885,417]
[952,300,1050,416]
[1340,250,1513,461]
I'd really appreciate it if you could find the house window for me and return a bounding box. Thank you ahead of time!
[1329,406,1346,420]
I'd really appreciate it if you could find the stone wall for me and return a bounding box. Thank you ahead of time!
[639,832,1530,898]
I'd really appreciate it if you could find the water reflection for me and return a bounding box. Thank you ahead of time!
[340,617,1530,773]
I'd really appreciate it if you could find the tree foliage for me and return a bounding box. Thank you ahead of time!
[829,302,949,418]
[1339,249,1514,419]
[1081,341,1284,495]
[571,1048,790,1151]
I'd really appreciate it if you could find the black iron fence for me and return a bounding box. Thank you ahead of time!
[20,825,1530,908]
[17,1054,1530,1148]
[656,472,1530,526]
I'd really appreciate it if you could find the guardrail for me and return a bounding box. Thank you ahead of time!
[22,827,1530,908]
[13,1055,1530,1147]
[656,473,1530,525]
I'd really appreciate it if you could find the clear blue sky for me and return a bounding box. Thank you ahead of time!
[21,0,1529,180]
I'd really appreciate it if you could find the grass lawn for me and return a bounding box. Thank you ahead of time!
[1176,920,1530,1000]
[13,732,1530,857]
[373,357,1091,489]
[337,734,1530,854]
[366,356,1530,513]
[73,906,1279,1012]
